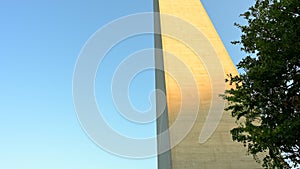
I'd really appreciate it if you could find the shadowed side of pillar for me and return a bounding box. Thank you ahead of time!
[154,0,172,169]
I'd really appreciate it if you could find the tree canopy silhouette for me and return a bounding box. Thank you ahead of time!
[224,0,300,168]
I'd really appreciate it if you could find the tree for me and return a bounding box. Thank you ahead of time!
[223,0,300,168]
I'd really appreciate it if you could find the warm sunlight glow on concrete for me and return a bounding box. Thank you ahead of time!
[156,0,262,168]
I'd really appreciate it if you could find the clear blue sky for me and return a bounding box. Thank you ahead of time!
[0,0,253,169]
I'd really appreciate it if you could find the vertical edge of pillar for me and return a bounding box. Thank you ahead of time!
[154,0,173,169]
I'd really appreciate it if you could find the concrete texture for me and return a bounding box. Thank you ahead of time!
[155,0,263,168]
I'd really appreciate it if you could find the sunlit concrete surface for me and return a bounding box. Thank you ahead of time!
[155,0,263,168]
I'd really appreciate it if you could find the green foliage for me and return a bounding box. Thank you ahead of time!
[224,0,300,168]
